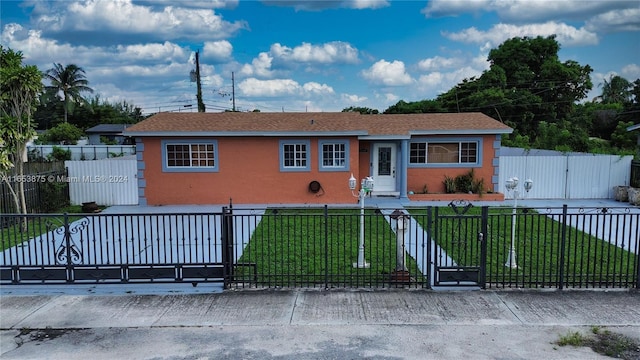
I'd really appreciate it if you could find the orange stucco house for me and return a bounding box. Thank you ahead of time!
[125,112,512,205]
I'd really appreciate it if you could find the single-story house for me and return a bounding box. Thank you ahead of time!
[86,124,133,145]
[124,112,512,205]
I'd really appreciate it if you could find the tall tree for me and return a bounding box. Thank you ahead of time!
[44,63,93,122]
[598,75,633,104]
[0,46,43,220]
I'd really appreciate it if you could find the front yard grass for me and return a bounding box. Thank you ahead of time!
[1,205,86,251]
[408,206,638,287]
[235,208,425,287]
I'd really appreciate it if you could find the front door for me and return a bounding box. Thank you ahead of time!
[372,143,396,192]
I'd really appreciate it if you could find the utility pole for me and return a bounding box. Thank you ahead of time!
[195,51,205,112]
[231,71,236,112]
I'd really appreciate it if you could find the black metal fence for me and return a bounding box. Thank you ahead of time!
[1,204,639,289]
[631,160,640,188]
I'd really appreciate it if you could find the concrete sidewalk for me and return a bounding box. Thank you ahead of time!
[1,289,639,359]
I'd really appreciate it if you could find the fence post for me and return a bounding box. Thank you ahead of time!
[64,213,73,283]
[480,206,489,289]
[558,204,568,290]
[324,205,329,290]
[221,206,234,288]
[427,206,433,289]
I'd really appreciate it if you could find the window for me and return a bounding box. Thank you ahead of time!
[280,140,310,171]
[409,140,479,165]
[319,140,349,171]
[162,140,218,172]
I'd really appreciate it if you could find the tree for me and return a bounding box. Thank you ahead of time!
[40,122,84,144]
[342,106,379,114]
[0,46,43,220]
[598,75,633,104]
[44,63,93,122]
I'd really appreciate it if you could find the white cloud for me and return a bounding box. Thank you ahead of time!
[238,78,300,97]
[586,8,640,33]
[417,56,465,71]
[271,42,359,64]
[302,82,335,95]
[361,60,413,86]
[443,22,599,47]
[423,0,634,23]
[117,42,187,62]
[262,0,389,11]
[621,64,640,80]
[204,40,233,62]
[33,0,247,42]
[239,52,274,78]
[417,66,483,96]
[140,0,238,9]
[342,93,368,103]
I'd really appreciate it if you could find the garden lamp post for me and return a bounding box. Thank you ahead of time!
[349,173,374,268]
[504,177,533,268]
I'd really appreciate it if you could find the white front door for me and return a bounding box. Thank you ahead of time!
[372,143,396,192]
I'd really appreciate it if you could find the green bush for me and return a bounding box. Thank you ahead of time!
[43,123,84,144]
[48,146,71,161]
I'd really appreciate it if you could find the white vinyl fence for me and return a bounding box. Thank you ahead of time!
[65,156,138,205]
[499,148,633,199]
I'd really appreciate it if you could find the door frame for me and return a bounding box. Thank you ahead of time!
[371,142,397,194]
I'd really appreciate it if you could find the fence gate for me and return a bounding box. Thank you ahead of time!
[432,202,487,287]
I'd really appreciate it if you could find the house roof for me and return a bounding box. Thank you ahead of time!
[125,112,512,139]
[86,124,130,134]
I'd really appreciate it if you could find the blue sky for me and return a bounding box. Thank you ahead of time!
[1,0,639,115]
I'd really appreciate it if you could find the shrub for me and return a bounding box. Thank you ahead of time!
[443,175,456,193]
[47,146,71,161]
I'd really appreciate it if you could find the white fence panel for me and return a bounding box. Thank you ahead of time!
[65,157,138,205]
[29,145,135,161]
[499,156,567,199]
[499,152,633,200]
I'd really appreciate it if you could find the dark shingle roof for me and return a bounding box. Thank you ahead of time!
[86,124,130,134]
[125,112,512,137]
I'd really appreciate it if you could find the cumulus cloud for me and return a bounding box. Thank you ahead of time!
[238,78,301,97]
[262,0,389,11]
[443,22,599,47]
[342,93,368,103]
[621,64,640,80]
[423,0,634,23]
[361,60,413,86]
[271,42,359,65]
[238,78,334,98]
[239,52,275,78]
[417,56,465,71]
[31,0,248,44]
[204,40,233,62]
[117,42,188,62]
[586,8,640,33]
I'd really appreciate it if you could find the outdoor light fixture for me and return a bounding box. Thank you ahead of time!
[504,176,533,269]
[349,173,374,268]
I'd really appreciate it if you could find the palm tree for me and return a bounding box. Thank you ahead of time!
[598,75,632,104]
[44,63,93,122]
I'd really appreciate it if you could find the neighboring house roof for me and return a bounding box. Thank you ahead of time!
[627,123,640,132]
[125,112,512,139]
[86,124,130,134]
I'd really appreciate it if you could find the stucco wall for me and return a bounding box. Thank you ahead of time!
[141,137,362,205]
[405,134,498,194]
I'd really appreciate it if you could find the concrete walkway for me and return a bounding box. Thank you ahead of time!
[1,289,638,359]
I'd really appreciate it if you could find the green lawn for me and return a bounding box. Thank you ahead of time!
[408,206,638,287]
[235,208,425,287]
[1,205,85,251]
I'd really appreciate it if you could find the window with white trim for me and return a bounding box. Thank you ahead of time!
[409,141,478,164]
[282,142,308,169]
[162,140,218,172]
[322,143,346,167]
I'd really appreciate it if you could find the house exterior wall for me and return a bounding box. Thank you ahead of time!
[405,134,499,194]
[139,136,362,205]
